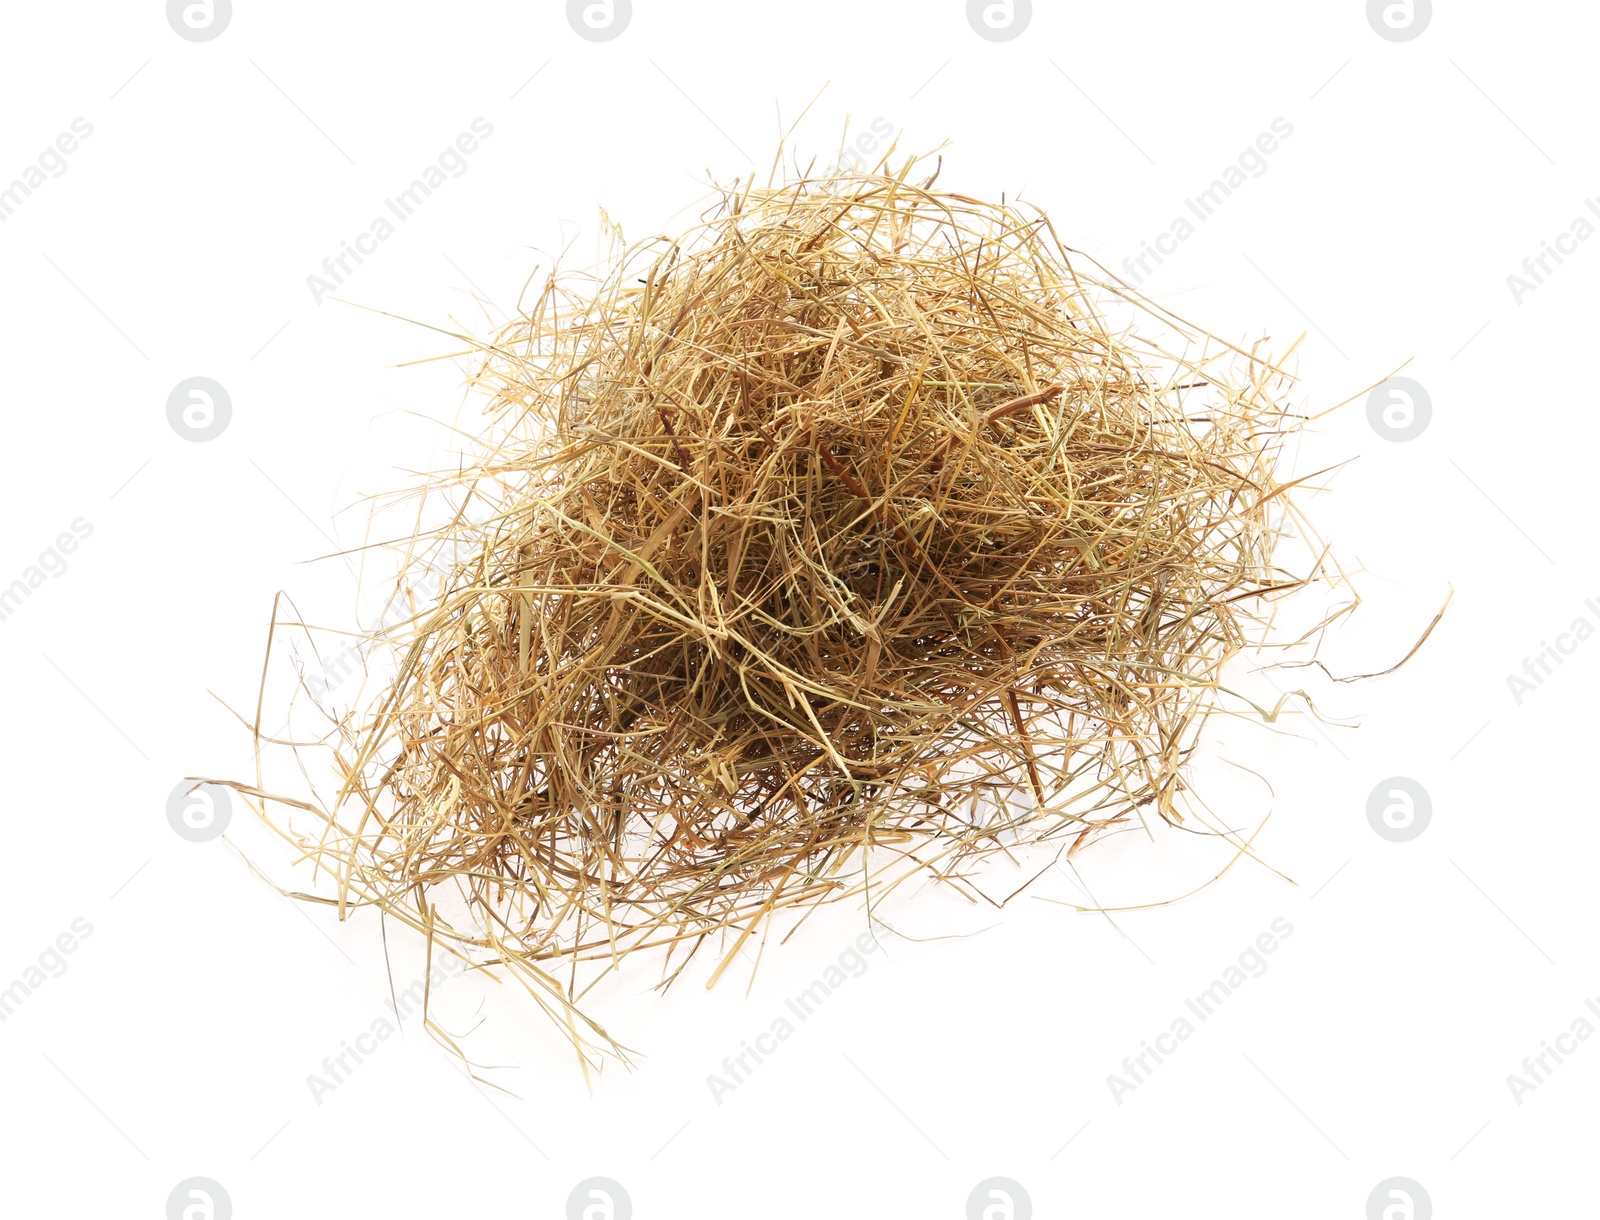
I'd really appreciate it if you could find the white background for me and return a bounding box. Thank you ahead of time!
[1,1,1594,1216]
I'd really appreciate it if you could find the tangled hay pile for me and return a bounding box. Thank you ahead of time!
[239,161,1317,1064]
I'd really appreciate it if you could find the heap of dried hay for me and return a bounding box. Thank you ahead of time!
[238,160,1316,1064]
